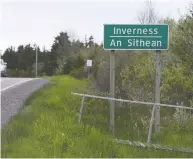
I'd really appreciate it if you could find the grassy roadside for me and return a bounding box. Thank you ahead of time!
[81,95,193,149]
[1,76,193,157]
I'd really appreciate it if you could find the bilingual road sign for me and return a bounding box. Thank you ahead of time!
[103,24,169,50]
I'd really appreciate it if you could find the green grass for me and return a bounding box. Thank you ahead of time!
[1,76,193,157]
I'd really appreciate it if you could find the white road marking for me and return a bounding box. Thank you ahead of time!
[0,79,36,92]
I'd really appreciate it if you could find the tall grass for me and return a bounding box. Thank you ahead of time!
[81,93,193,149]
[1,76,193,158]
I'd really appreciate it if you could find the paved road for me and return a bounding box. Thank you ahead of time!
[1,77,50,127]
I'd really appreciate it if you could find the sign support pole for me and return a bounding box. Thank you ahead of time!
[104,24,168,135]
[87,67,90,78]
[155,50,161,132]
[110,50,115,136]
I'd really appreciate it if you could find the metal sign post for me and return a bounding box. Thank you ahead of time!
[103,24,169,137]
[110,50,115,136]
[155,50,161,132]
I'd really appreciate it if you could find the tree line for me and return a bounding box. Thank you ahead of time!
[1,2,193,107]
[1,32,95,77]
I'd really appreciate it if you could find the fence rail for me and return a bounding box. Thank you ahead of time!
[115,139,193,154]
[71,92,193,153]
[71,92,193,110]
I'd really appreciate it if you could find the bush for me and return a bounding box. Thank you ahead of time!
[7,69,33,77]
[62,53,85,75]
[55,66,64,75]
[63,56,75,74]
[69,67,87,79]
[161,65,193,106]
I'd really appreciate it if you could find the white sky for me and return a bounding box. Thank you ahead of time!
[0,0,191,53]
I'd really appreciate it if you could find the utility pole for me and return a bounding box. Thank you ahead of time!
[191,4,193,17]
[36,46,38,77]
[155,50,161,132]
[110,50,115,136]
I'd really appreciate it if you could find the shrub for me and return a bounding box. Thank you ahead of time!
[173,107,193,131]
[69,67,87,79]
[7,69,33,77]
[61,53,85,75]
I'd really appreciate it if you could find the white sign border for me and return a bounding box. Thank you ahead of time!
[103,23,169,51]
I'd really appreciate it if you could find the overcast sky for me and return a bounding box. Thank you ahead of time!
[0,0,191,53]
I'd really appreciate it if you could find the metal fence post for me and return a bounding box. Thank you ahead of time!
[78,95,85,123]
[147,104,156,144]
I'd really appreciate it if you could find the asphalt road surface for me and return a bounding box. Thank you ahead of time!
[1,77,50,127]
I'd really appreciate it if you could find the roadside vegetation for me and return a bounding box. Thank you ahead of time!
[1,76,193,158]
[1,1,193,158]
